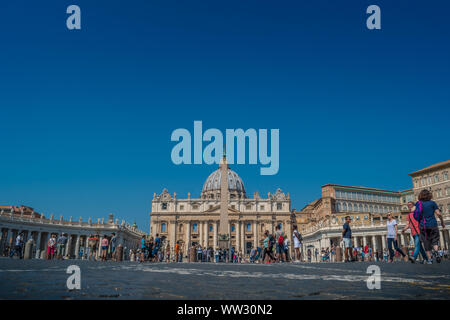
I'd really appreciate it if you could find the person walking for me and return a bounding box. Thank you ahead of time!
[275,225,286,262]
[88,234,99,261]
[175,241,180,262]
[402,201,427,263]
[386,213,407,262]
[101,235,109,261]
[139,235,146,263]
[292,225,302,262]
[56,233,67,260]
[262,230,275,263]
[413,189,446,264]
[47,234,56,260]
[341,216,354,262]
[10,233,24,259]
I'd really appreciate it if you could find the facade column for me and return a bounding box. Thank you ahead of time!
[204,221,208,248]
[400,234,405,247]
[199,222,203,247]
[185,222,191,256]
[213,221,218,249]
[362,236,367,248]
[253,221,258,249]
[74,235,81,259]
[236,221,240,253]
[170,221,176,252]
[241,221,245,255]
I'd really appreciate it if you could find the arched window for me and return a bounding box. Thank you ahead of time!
[343,202,348,211]
[359,204,363,212]
[348,203,353,212]
[336,202,341,212]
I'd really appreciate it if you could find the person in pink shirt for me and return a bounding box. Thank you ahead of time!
[101,235,109,261]
[402,201,427,263]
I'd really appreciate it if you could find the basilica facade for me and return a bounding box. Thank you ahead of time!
[150,164,293,257]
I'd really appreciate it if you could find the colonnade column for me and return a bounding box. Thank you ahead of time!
[35,232,42,258]
[74,235,81,259]
[84,236,89,259]
[65,234,72,257]
[381,234,386,253]
[97,236,102,259]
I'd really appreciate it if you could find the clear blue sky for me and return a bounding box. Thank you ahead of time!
[1,1,449,231]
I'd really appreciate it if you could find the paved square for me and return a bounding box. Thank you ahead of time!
[0,258,449,299]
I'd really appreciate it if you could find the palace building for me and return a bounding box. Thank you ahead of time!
[297,160,450,260]
[150,160,293,257]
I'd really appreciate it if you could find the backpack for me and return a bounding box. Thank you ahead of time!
[269,235,276,247]
[278,234,284,246]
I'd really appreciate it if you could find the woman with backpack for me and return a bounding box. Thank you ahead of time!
[402,201,427,263]
[275,225,286,262]
[413,189,445,264]
[262,230,275,263]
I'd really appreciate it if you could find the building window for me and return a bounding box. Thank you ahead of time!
[276,202,282,210]
[231,224,236,232]
[231,205,236,210]
[246,223,251,232]
[209,225,213,232]
[336,202,341,212]
[356,216,360,220]
[162,203,168,210]
[260,205,265,211]
[179,205,184,210]
[193,224,198,233]
[444,172,448,180]
[434,175,439,183]
[192,204,199,210]
[246,205,251,210]
[161,223,167,233]
[427,177,432,185]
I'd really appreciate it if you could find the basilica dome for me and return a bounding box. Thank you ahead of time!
[201,167,246,198]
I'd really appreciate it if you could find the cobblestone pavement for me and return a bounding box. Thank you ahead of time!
[1,257,449,299]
